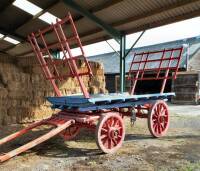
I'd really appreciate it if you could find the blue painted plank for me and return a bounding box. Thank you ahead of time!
[50,98,170,112]
[47,92,175,107]
[54,98,168,112]
[78,100,159,112]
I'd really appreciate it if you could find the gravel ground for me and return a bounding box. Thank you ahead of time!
[0,103,200,171]
[169,104,200,116]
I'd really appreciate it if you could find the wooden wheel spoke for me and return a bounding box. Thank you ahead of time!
[156,106,160,116]
[110,118,114,127]
[111,139,115,148]
[109,118,114,127]
[101,127,108,133]
[105,121,110,129]
[152,119,157,122]
[154,124,158,133]
[153,123,157,128]
[161,109,167,116]
[101,129,108,134]
[115,119,120,126]
[108,138,112,149]
[103,138,109,147]
[101,134,108,140]
[111,138,118,146]
[159,104,163,113]
[113,118,118,127]
[163,114,168,117]
[116,126,122,131]
[158,124,162,134]
[117,135,122,138]
[152,115,157,120]
[160,108,165,115]
[153,118,158,123]
[154,108,159,116]
[160,123,165,131]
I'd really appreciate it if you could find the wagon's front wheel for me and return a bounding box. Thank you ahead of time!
[95,112,125,154]
[148,100,169,138]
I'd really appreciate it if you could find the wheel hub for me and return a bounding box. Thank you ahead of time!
[157,116,164,123]
[109,128,119,139]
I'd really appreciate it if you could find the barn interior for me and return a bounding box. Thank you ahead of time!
[0,1,200,169]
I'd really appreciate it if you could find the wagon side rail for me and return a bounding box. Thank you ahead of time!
[128,47,184,94]
[28,12,92,98]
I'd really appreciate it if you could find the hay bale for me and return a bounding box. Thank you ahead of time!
[0,55,106,125]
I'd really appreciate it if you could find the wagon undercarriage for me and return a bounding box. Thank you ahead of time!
[0,93,172,162]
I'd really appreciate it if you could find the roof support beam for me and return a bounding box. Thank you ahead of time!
[63,0,121,42]
[0,28,25,42]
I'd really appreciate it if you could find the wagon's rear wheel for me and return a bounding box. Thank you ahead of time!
[59,125,80,141]
[148,100,169,138]
[95,112,125,154]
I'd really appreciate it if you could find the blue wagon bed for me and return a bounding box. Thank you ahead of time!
[47,92,175,112]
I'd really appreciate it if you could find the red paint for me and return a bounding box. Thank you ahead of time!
[95,112,125,154]
[148,100,170,137]
[128,47,183,94]
[28,13,92,98]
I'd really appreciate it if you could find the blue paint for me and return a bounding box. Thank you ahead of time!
[47,92,174,111]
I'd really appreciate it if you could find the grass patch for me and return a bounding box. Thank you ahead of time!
[180,161,200,171]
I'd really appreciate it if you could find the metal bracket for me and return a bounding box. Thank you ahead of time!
[125,30,146,59]
[105,40,120,56]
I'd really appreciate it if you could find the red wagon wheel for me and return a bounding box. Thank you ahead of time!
[95,112,125,154]
[59,125,80,141]
[148,100,169,138]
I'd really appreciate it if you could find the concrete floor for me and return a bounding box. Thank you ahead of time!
[169,103,200,116]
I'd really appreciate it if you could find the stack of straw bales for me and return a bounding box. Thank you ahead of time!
[0,54,106,125]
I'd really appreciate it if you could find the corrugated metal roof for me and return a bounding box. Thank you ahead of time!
[88,36,200,73]
[0,0,200,56]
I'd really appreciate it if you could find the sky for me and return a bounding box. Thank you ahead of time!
[73,16,200,57]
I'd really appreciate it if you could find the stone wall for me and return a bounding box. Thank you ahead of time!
[0,53,106,125]
[189,49,200,71]
[172,71,200,105]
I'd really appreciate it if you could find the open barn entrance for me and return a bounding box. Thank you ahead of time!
[109,73,172,94]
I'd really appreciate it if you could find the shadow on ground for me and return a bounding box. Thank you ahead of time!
[1,125,200,161]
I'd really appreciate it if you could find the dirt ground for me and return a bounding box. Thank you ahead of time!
[0,103,200,171]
